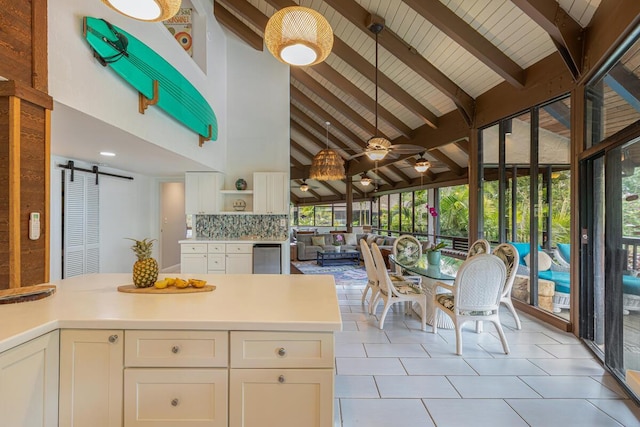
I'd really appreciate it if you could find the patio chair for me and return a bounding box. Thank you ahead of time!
[371,243,427,331]
[492,243,522,329]
[432,254,509,355]
[467,239,490,259]
[360,239,380,314]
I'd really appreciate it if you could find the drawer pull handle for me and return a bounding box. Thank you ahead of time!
[108,335,118,344]
[171,398,179,407]
[278,375,285,383]
[171,345,180,354]
[277,347,286,357]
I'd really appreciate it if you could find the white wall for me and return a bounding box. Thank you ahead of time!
[48,3,291,279]
[224,35,290,190]
[48,0,228,172]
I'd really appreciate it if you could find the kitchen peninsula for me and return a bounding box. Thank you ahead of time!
[0,273,341,427]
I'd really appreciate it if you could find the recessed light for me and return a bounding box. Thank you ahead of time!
[100,151,116,157]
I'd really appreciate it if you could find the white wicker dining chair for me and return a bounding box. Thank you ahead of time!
[492,243,522,330]
[360,239,380,314]
[371,243,427,331]
[467,239,491,259]
[432,254,510,355]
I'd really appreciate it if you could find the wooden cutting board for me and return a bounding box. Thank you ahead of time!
[117,284,215,294]
[0,285,56,304]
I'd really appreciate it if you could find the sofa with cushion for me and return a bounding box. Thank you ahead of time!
[296,232,359,261]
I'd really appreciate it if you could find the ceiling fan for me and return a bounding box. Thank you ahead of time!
[352,173,382,187]
[292,179,319,192]
[349,17,423,161]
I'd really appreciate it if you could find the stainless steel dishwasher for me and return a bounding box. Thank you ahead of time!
[252,244,282,274]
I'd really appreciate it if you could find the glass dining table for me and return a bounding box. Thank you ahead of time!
[389,253,464,329]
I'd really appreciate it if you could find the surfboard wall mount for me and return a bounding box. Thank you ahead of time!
[83,16,218,148]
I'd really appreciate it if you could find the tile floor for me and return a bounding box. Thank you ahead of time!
[334,281,640,427]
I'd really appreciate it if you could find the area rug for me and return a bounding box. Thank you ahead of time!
[292,261,367,286]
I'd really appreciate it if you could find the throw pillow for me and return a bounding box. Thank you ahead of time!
[524,251,553,271]
[311,236,325,246]
[375,237,386,246]
[343,233,357,246]
[366,234,377,246]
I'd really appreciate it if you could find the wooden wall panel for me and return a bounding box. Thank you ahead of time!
[20,102,46,286]
[0,0,33,86]
[0,99,9,290]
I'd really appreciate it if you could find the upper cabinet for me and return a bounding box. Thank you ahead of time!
[253,172,288,214]
[185,172,223,215]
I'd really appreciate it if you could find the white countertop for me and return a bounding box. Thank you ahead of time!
[179,238,288,244]
[0,273,341,353]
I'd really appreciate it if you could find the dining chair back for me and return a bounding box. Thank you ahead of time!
[371,243,427,331]
[432,254,510,355]
[360,239,380,314]
[492,243,521,329]
[467,239,490,259]
[392,235,422,275]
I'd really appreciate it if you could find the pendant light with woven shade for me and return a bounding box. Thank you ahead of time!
[309,122,345,181]
[366,20,390,161]
[101,0,181,22]
[265,6,333,66]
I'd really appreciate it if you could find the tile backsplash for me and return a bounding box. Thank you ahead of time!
[195,214,288,240]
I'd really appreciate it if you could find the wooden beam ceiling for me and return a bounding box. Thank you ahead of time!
[402,0,525,88]
[511,0,583,79]
[213,2,263,51]
[322,0,475,125]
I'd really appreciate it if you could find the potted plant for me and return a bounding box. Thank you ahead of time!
[333,234,344,252]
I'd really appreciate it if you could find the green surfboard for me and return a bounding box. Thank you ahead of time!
[83,16,218,145]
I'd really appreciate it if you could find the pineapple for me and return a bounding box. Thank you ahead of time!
[127,238,158,288]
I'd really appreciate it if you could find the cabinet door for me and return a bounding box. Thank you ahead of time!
[226,254,252,274]
[181,253,208,274]
[59,329,123,427]
[199,172,221,214]
[185,172,200,214]
[253,172,288,214]
[124,368,228,427]
[252,172,268,214]
[267,172,288,214]
[229,369,333,427]
[0,331,59,427]
[185,172,222,214]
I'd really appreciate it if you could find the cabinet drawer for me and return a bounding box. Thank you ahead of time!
[181,244,207,254]
[207,244,225,254]
[230,332,333,368]
[124,368,227,427]
[229,368,333,427]
[207,254,225,271]
[225,243,253,254]
[125,331,228,367]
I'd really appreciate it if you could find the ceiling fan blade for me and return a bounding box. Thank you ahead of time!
[389,144,424,154]
[347,151,368,160]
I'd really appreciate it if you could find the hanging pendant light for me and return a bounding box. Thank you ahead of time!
[309,122,345,181]
[414,156,431,173]
[366,21,390,161]
[265,6,333,66]
[360,174,373,186]
[101,0,181,22]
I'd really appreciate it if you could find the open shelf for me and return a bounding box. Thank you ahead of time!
[220,190,253,194]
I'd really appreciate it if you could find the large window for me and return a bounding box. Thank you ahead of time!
[439,185,469,238]
[479,95,571,318]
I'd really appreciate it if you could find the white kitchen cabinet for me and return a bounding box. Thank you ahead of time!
[229,332,334,427]
[253,172,288,214]
[225,243,253,274]
[124,368,228,427]
[185,172,223,215]
[123,330,228,427]
[59,329,123,427]
[0,331,59,427]
[182,243,253,274]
